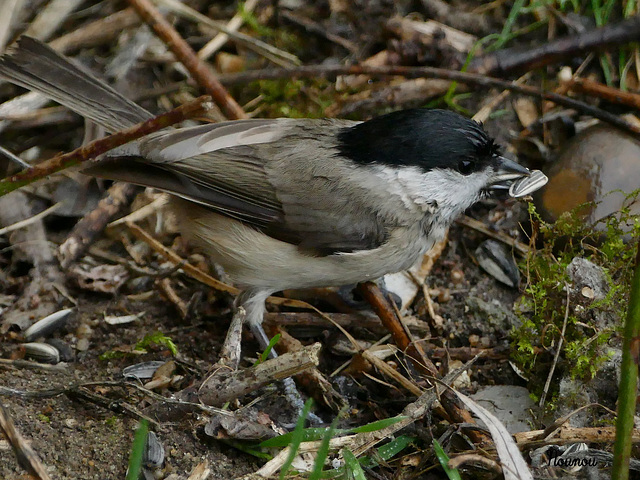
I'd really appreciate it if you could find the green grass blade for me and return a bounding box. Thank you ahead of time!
[491,0,526,50]
[262,416,407,449]
[256,333,281,365]
[342,449,367,480]
[280,398,313,480]
[221,439,273,460]
[350,416,408,433]
[612,244,640,480]
[309,413,342,480]
[126,420,148,480]
[360,435,414,468]
[259,427,348,448]
[432,439,462,480]
[375,435,413,462]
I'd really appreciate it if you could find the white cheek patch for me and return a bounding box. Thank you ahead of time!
[418,168,490,220]
[373,165,491,221]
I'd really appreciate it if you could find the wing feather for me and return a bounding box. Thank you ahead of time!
[88,118,408,254]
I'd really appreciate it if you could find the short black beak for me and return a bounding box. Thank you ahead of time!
[489,156,530,189]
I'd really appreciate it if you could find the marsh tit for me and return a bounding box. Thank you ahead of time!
[0,37,546,352]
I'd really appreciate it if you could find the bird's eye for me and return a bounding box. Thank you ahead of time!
[458,160,476,175]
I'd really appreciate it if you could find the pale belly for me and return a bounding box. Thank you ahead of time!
[171,200,436,292]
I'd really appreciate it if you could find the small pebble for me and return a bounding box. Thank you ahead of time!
[76,324,92,338]
[153,360,176,380]
[64,418,78,428]
[144,377,171,390]
[536,125,640,230]
[216,52,245,73]
[558,66,573,84]
[450,269,464,284]
[581,286,595,299]
[468,334,480,347]
[438,288,452,303]
[76,338,90,352]
[450,360,471,389]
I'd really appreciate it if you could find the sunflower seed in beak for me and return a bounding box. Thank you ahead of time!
[509,169,548,198]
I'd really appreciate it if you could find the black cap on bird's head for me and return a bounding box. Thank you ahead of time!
[336,109,529,184]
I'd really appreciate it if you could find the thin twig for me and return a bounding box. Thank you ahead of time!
[218,64,640,137]
[0,358,70,373]
[66,386,160,427]
[473,72,532,123]
[569,77,640,110]
[279,10,358,53]
[356,282,492,445]
[0,203,62,236]
[357,282,439,377]
[156,278,188,318]
[0,401,52,480]
[197,0,258,61]
[127,0,247,120]
[49,8,142,54]
[0,381,231,416]
[516,426,640,448]
[408,270,442,327]
[539,284,570,409]
[107,193,169,227]
[457,215,530,256]
[0,95,213,196]
[0,145,30,168]
[58,183,139,268]
[156,0,300,67]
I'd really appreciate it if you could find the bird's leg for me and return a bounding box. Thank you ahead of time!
[235,288,322,424]
[236,288,277,359]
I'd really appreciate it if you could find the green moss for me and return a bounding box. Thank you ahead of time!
[105,416,119,427]
[242,79,335,118]
[512,193,640,393]
[239,3,301,53]
[99,350,126,361]
[135,331,178,356]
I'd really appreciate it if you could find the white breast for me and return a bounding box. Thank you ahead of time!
[170,199,432,292]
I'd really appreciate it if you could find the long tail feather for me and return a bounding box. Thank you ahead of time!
[0,36,151,132]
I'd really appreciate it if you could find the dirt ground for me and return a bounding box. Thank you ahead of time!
[0,210,528,479]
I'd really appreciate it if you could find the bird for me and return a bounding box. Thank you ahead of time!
[0,37,537,354]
